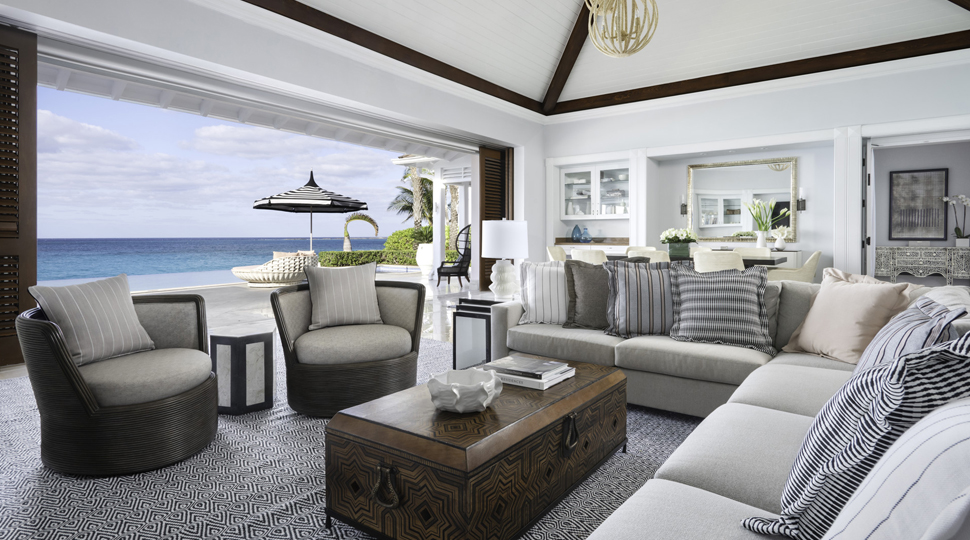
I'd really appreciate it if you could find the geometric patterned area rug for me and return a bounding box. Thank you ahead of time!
[0,338,700,540]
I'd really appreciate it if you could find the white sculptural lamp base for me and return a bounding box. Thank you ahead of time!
[489,259,518,300]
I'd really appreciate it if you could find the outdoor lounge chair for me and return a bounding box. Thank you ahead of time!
[15,295,217,476]
[437,225,471,286]
[232,251,318,288]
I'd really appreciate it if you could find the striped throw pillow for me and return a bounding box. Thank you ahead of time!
[822,398,970,540]
[519,261,568,325]
[28,274,155,366]
[604,261,674,338]
[743,333,970,540]
[305,263,383,330]
[855,296,965,373]
[670,265,775,355]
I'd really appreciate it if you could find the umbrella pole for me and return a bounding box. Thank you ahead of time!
[310,212,313,251]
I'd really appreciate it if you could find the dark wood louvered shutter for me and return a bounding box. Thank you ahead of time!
[0,28,36,366]
[479,147,514,290]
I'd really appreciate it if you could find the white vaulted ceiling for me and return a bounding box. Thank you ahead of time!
[298,0,585,101]
[287,0,970,108]
[560,0,970,101]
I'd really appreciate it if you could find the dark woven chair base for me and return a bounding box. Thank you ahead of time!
[285,352,418,417]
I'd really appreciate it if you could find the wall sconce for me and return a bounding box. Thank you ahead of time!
[796,188,807,212]
[680,194,688,216]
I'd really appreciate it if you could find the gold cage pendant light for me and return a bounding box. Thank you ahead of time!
[585,0,659,58]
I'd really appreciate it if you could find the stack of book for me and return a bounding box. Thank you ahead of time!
[483,356,575,390]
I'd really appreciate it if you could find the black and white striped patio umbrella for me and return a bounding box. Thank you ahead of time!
[253,171,368,250]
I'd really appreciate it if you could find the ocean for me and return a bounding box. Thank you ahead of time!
[38,237,388,282]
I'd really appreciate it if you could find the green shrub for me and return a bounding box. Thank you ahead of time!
[446,250,459,262]
[384,226,433,250]
[319,250,418,267]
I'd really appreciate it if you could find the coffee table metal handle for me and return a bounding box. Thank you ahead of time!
[562,413,580,456]
[371,465,401,509]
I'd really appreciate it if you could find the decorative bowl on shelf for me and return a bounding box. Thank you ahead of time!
[617,174,629,181]
[428,369,503,413]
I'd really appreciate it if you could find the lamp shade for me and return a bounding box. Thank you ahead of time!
[481,220,529,259]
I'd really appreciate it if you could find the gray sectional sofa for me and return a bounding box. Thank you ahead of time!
[491,280,970,539]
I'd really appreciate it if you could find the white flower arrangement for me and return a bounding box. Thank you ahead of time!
[772,225,791,240]
[744,198,791,232]
[660,228,697,244]
[942,195,970,238]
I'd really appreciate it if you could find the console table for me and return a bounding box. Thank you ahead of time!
[874,246,970,285]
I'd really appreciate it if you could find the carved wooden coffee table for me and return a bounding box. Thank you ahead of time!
[325,360,627,540]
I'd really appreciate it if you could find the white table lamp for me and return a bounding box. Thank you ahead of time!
[481,219,529,300]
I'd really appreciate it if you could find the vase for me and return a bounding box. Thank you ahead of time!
[571,224,582,242]
[774,236,786,251]
[756,231,768,249]
[580,227,592,243]
[958,238,970,248]
[416,243,434,280]
[668,242,690,259]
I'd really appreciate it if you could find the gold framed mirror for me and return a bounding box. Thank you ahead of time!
[687,157,798,242]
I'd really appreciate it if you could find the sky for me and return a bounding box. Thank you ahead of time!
[37,87,412,239]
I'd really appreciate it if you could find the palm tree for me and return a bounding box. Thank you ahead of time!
[343,212,379,252]
[387,177,433,225]
[447,185,459,249]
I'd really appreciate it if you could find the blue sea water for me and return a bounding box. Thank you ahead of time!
[38,237,387,282]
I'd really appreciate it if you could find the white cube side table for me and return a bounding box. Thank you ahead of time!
[209,324,275,415]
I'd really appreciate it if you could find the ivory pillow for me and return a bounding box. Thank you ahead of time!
[784,278,911,364]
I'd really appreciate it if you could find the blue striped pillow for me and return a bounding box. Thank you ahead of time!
[855,296,966,373]
[743,333,970,540]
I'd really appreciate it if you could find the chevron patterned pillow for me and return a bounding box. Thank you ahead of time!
[670,264,774,355]
[855,296,966,373]
[743,333,970,540]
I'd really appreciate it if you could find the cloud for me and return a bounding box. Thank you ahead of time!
[37,111,414,239]
[37,110,138,153]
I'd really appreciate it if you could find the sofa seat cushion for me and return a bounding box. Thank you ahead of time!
[615,335,773,386]
[586,479,784,540]
[728,364,852,417]
[507,324,624,366]
[78,348,212,407]
[655,403,814,513]
[295,324,412,365]
[769,352,855,372]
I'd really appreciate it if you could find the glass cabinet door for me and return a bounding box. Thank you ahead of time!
[563,170,592,218]
[598,166,629,216]
[723,198,742,224]
[700,197,719,226]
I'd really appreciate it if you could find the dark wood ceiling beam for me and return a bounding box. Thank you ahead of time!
[950,0,970,12]
[240,0,544,113]
[552,30,970,115]
[542,3,590,114]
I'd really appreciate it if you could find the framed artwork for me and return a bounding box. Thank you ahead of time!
[889,169,948,241]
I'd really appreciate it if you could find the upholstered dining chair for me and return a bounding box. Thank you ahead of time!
[547,245,567,261]
[629,249,669,262]
[571,249,608,265]
[690,245,712,257]
[767,250,822,283]
[733,247,771,258]
[625,246,657,254]
[271,280,426,417]
[694,251,745,273]
[16,295,218,476]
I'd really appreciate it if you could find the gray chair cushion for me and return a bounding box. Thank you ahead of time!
[655,403,814,513]
[770,352,856,372]
[586,479,785,540]
[728,363,852,417]
[775,281,820,349]
[295,324,412,365]
[78,348,212,407]
[29,274,154,366]
[305,263,383,330]
[615,335,773,386]
[506,324,624,367]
